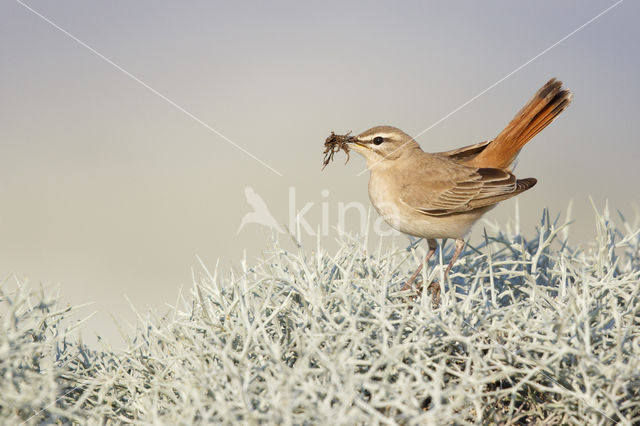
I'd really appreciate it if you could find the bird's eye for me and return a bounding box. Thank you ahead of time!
[373,136,384,145]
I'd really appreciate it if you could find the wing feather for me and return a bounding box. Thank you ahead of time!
[399,158,536,217]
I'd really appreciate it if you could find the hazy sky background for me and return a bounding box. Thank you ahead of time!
[1,0,638,346]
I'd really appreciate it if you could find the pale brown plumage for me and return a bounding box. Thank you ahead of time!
[398,160,536,217]
[328,78,572,305]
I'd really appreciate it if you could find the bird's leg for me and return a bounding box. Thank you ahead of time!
[444,239,466,280]
[427,239,465,307]
[402,263,423,291]
[402,239,437,291]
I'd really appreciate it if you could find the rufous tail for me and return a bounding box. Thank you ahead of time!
[464,78,572,170]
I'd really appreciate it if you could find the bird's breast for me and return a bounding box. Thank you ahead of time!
[367,170,482,239]
[368,171,411,232]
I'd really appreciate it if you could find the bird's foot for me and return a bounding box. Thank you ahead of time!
[426,281,441,308]
[401,280,418,292]
[403,280,441,308]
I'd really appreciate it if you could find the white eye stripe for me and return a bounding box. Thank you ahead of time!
[367,133,396,141]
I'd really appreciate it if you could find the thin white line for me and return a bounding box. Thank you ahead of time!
[357,0,625,176]
[19,385,81,425]
[15,0,284,177]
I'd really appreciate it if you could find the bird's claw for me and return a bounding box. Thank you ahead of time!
[403,280,441,308]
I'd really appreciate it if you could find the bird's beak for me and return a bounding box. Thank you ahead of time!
[346,137,369,151]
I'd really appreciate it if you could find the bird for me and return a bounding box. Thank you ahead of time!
[343,78,572,304]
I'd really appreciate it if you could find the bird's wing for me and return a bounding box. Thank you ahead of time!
[399,159,535,216]
[436,140,492,163]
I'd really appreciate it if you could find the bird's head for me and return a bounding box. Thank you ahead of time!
[347,126,422,167]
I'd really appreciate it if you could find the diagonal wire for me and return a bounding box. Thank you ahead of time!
[357,0,625,176]
[15,0,284,177]
[19,384,82,425]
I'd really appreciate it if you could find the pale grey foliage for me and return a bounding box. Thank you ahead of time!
[2,205,639,425]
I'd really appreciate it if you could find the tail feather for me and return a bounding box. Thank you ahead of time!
[517,92,572,145]
[464,78,572,169]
